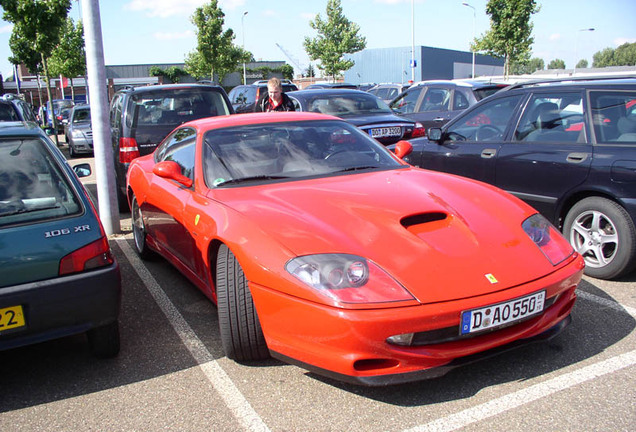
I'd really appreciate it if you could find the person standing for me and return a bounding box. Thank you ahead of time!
[255,77,295,112]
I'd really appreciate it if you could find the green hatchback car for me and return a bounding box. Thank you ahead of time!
[0,121,121,357]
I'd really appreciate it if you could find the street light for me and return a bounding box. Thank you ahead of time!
[242,11,248,85]
[462,2,476,78]
[574,28,595,75]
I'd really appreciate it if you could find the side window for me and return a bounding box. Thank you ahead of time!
[389,87,422,114]
[110,95,122,129]
[446,94,523,142]
[419,88,451,112]
[155,127,197,181]
[230,87,247,105]
[589,90,636,143]
[453,90,470,111]
[514,92,585,142]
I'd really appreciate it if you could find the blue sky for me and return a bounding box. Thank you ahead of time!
[1,0,635,79]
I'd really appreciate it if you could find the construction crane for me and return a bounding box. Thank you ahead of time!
[275,43,304,77]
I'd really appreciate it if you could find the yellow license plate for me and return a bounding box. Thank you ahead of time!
[0,305,26,332]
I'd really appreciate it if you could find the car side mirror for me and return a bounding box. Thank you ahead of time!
[72,163,92,178]
[394,140,413,159]
[153,161,193,188]
[44,127,55,135]
[428,128,443,142]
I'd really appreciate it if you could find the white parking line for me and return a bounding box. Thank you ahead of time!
[403,290,636,432]
[116,238,271,432]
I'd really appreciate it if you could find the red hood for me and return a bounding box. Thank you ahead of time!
[215,168,562,303]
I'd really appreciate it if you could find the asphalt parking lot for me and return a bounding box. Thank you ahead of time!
[1,147,634,431]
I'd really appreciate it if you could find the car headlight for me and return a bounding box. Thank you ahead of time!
[522,214,574,265]
[286,254,414,304]
[71,130,84,138]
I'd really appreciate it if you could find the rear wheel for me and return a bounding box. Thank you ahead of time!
[87,321,120,358]
[564,197,636,280]
[68,142,76,158]
[131,194,155,260]
[216,244,269,361]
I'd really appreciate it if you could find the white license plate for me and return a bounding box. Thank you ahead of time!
[460,291,545,335]
[370,126,401,138]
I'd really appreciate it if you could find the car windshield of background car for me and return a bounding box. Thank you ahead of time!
[447,95,523,142]
[73,109,91,123]
[0,138,81,227]
[308,95,392,117]
[202,120,402,187]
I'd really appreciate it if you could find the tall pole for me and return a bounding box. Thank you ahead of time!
[242,11,248,85]
[411,0,415,83]
[462,2,476,79]
[574,28,595,75]
[81,0,120,235]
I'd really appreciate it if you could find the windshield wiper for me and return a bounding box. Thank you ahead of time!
[333,165,381,173]
[215,175,292,186]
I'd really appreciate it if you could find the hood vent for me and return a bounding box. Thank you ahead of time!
[401,212,448,235]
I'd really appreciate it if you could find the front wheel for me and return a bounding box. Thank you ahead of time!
[564,197,636,279]
[216,244,269,362]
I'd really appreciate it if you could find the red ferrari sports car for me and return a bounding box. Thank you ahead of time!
[126,112,584,386]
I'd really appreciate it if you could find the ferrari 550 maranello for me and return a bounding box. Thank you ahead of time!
[126,112,584,386]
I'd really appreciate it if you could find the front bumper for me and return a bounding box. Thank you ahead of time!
[0,262,121,351]
[251,255,583,386]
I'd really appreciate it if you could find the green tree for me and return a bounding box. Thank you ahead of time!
[510,56,544,75]
[593,47,616,67]
[149,65,188,83]
[473,0,539,78]
[48,17,86,100]
[614,42,636,66]
[184,0,251,83]
[547,58,566,69]
[280,64,294,81]
[576,59,588,69]
[305,63,316,78]
[1,0,72,144]
[303,0,366,81]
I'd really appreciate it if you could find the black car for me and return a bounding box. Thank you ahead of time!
[389,80,508,130]
[228,80,299,113]
[402,76,636,280]
[0,121,121,357]
[305,82,357,90]
[288,89,425,145]
[109,83,234,211]
[0,94,38,123]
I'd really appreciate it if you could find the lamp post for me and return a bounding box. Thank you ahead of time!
[462,2,476,78]
[574,28,595,75]
[242,11,248,85]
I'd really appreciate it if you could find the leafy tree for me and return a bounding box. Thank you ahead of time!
[593,43,636,67]
[184,0,251,83]
[547,58,566,69]
[510,56,544,75]
[48,17,86,100]
[280,64,294,80]
[1,0,72,144]
[305,63,316,78]
[303,0,366,81]
[576,59,588,69]
[473,0,540,78]
[149,65,188,83]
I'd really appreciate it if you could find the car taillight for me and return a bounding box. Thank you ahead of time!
[255,88,261,102]
[119,137,140,163]
[410,122,426,138]
[59,237,114,276]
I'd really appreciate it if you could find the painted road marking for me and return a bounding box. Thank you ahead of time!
[116,238,271,432]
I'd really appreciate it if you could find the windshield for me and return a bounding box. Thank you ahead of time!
[298,93,392,117]
[0,138,82,227]
[203,120,403,187]
[72,108,91,123]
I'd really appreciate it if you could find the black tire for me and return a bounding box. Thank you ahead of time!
[216,244,269,362]
[564,197,636,280]
[68,142,76,158]
[87,321,120,358]
[131,194,155,260]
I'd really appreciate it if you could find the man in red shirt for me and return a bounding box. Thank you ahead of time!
[255,77,295,112]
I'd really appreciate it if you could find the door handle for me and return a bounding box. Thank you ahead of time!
[481,148,497,159]
[566,152,589,163]
[433,117,445,122]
